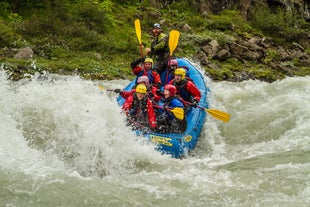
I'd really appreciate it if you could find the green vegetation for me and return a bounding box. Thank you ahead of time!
[250,2,309,45]
[0,0,309,81]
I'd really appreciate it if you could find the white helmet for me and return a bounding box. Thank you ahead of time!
[137,76,149,86]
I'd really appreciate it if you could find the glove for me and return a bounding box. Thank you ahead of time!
[114,89,121,93]
[145,48,151,55]
[128,109,135,116]
[148,92,154,98]
[156,89,163,96]
[191,100,198,108]
[130,57,145,69]
[139,57,145,63]
[157,90,164,97]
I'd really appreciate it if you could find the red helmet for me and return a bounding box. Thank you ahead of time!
[168,59,178,67]
[164,84,177,96]
[137,76,149,86]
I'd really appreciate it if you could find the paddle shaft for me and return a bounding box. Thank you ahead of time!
[181,99,205,111]
[98,85,121,93]
[153,105,175,112]
[181,99,230,122]
[167,30,180,83]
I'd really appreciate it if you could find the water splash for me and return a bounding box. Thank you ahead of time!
[1,69,309,206]
[0,72,167,179]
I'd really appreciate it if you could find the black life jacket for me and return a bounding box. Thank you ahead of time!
[131,94,148,122]
[173,79,191,102]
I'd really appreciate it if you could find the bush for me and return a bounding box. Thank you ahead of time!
[15,0,115,54]
[0,18,21,47]
[250,3,307,42]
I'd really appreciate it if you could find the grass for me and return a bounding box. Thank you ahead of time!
[0,0,309,82]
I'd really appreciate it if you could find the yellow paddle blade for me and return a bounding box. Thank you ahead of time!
[168,30,180,56]
[98,84,104,90]
[171,107,184,120]
[134,19,142,44]
[206,109,231,122]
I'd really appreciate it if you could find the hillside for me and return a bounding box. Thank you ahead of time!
[0,0,309,82]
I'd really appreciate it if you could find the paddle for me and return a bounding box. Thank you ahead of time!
[153,105,184,120]
[166,30,180,83]
[168,30,180,56]
[134,19,144,58]
[98,84,105,91]
[98,84,120,92]
[182,100,230,122]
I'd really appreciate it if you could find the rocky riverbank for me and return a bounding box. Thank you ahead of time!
[194,35,310,82]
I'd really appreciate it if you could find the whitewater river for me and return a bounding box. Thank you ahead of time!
[0,67,309,207]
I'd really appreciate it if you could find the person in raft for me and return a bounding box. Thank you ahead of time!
[130,57,162,88]
[156,84,187,134]
[116,76,161,103]
[168,67,201,110]
[122,84,157,131]
[145,23,170,75]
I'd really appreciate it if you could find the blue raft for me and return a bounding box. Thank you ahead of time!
[117,58,209,158]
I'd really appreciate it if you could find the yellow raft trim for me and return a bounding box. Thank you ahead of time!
[150,135,173,146]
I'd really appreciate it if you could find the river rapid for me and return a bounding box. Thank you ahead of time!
[0,67,309,207]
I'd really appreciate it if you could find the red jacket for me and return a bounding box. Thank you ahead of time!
[132,65,161,87]
[122,94,157,128]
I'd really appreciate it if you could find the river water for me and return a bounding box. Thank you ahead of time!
[0,67,309,207]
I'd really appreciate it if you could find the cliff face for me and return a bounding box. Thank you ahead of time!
[270,0,310,19]
[195,0,310,20]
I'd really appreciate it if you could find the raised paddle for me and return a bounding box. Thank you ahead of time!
[153,105,184,120]
[134,19,144,58]
[182,100,231,122]
[165,30,180,83]
[168,30,180,56]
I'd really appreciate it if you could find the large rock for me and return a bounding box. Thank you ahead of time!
[201,40,219,58]
[14,47,33,60]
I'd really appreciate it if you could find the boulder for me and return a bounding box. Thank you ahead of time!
[14,47,33,60]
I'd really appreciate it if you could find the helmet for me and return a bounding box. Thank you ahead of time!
[137,76,149,86]
[152,23,161,29]
[144,57,153,65]
[174,68,186,80]
[168,59,178,67]
[135,84,147,94]
[164,84,177,96]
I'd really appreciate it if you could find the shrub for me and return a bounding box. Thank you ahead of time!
[250,3,307,42]
[0,18,21,47]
